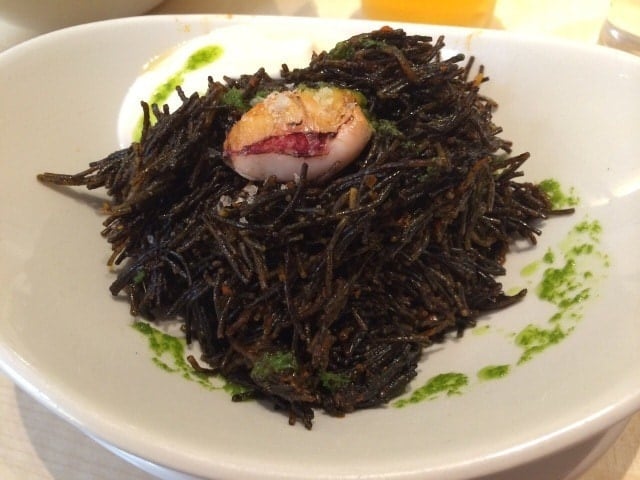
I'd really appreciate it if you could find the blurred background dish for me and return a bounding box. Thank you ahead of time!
[599,0,640,56]
[0,0,163,32]
[360,0,497,27]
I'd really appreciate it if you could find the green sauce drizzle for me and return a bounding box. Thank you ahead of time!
[132,321,245,395]
[515,217,608,363]
[394,373,468,407]
[543,249,555,263]
[521,248,555,277]
[132,321,185,370]
[539,178,580,209]
[477,364,510,381]
[515,324,568,364]
[133,45,224,141]
[396,207,608,405]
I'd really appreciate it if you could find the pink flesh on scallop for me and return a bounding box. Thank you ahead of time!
[223,87,372,182]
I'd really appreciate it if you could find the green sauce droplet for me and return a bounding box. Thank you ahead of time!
[132,321,188,372]
[520,260,540,277]
[394,372,468,407]
[477,364,510,381]
[515,324,567,364]
[537,259,580,304]
[538,178,580,209]
[472,324,491,336]
[542,249,555,263]
[184,45,223,71]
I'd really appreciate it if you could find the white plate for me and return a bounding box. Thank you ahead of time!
[1,15,640,480]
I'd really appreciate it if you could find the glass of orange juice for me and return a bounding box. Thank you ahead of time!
[361,0,497,27]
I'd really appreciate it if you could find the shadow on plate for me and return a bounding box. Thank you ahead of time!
[471,415,640,480]
[16,377,640,480]
[15,386,155,480]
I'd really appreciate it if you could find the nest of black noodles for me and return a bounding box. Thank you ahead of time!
[37,27,563,428]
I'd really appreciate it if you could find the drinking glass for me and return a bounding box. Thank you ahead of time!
[599,0,640,56]
[360,0,496,28]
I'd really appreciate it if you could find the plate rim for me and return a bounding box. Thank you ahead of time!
[1,13,640,480]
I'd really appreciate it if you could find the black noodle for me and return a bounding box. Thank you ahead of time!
[37,27,568,428]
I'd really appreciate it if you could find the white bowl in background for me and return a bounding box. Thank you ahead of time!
[0,0,163,32]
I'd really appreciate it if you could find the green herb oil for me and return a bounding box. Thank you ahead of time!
[477,364,510,381]
[133,45,224,141]
[394,372,468,407]
[538,178,580,209]
[132,321,246,394]
[515,217,608,363]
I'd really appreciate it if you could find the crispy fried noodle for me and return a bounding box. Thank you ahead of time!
[37,27,571,428]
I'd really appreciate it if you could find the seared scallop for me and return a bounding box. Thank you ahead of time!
[223,87,372,182]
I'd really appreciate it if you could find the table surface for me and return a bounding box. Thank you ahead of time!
[1,0,639,479]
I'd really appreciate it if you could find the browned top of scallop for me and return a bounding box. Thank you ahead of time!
[224,87,363,153]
